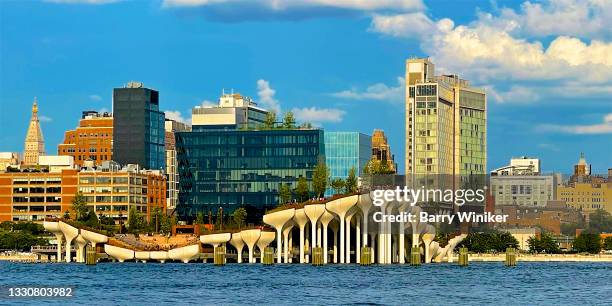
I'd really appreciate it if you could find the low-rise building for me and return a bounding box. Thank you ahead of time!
[58,110,113,166]
[0,152,19,172]
[500,228,540,251]
[0,159,166,223]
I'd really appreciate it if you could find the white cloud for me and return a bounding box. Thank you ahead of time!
[39,115,53,123]
[484,0,612,39]
[199,100,217,107]
[370,0,612,103]
[331,77,404,103]
[162,0,424,11]
[292,107,345,124]
[537,113,612,134]
[164,110,189,125]
[44,0,121,4]
[257,79,281,114]
[485,85,540,104]
[89,94,102,102]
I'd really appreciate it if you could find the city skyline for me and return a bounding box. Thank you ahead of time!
[1,0,611,174]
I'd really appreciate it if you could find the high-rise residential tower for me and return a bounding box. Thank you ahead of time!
[165,119,191,210]
[112,81,165,170]
[405,58,487,176]
[24,98,45,165]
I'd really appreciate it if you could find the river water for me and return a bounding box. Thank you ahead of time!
[1,262,610,305]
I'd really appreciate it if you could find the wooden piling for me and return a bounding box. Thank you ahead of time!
[311,247,324,266]
[263,247,275,265]
[458,247,468,266]
[410,247,421,266]
[505,247,517,266]
[360,247,372,266]
[85,245,97,265]
[214,246,226,266]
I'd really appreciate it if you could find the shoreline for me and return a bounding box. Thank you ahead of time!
[463,254,612,262]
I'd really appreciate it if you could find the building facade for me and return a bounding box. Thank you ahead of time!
[76,163,166,222]
[191,92,268,129]
[0,161,166,223]
[324,132,371,196]
[558,182,612,216]
[371,129,396,173]
[405,58,487,176]
[165,119,191,210]
[490,175,555,207]
[175,128,325,219]
[491,156,540,176]
[58,110,113,166]
[113,81,165,170]
[24,99,46,165]
[0,152,19,172]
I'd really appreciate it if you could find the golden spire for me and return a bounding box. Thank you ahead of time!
[32,97,38,114]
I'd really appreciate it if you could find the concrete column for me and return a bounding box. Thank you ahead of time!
[330,221,338,263]
[75,235,88,263]
[422,233,435,264]
[326,195,358,264]
[304,204,325,256]
[257,232,276,263]
[319,211,335,264]
[58,222,78,263]
[240,229,261,263]
[263,208,295,264]
[282,224,294,263]
[229,233,245,263]
[356,217,361,264]
[345,211,357,264]
[357,193,373,247]
[55,234,63,262]
[293,209,308,264]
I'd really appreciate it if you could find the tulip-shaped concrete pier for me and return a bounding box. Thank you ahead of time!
[43,221,64,262]
[319,210,335,264]
[304,204,326,252]
[240,229,261,263]
[229,233,245,263]
[257,231,276,263]
[263,208,295,263]
[326,195,358,263]
[74,235,88,263]
[293,209,308,264]
[58,221,78,263]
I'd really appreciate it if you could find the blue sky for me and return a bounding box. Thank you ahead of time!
[0,0,610,174]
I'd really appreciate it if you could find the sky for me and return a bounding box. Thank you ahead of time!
[0,0,610,174]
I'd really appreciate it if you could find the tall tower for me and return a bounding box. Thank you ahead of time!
[113,81,165,170]
[24,98,46,165]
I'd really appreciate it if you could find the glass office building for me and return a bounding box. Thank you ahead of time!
[324,132,371,196]
[175,128,324,219]
[113,82,166,170]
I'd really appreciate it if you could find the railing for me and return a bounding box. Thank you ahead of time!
[31,245,76,253]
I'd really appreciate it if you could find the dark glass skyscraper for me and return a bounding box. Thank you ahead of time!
[113,82,165,170]
[175,128,324,219]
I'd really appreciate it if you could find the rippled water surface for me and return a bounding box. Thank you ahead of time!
[1,262,611,305]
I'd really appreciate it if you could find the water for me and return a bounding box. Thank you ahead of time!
[1,262,611,305]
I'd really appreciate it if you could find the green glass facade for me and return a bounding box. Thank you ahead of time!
[175,128,324,219]
[324,132,371,196]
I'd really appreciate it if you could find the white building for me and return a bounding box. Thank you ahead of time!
[0,152,19,172]
[491,156,540,176]
[38,155,75,172]
[490,175,555,207]
[165,119,190,210]
[191,92,268,128]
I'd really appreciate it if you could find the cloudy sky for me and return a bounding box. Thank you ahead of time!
[0,0,610,174]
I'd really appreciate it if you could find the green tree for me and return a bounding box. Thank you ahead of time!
[330,178,346,195]
[279,184,292,204]
[195,212,205,225]
[232,207,247,229]
[312,161,329,198]
[561,220,585,236]
[282,111,296,129]
[71,192,89,221]
[127,207,146,234]
[295,177,310,202]
[345,167,358,194]
[588,209,612,233]
[604,237,612,251]
[160,214,176,235]
[528,233,560,253]
[263,111,277,129]
[84,209,100,228]
[573,232,601,253]
[459,231,519,253]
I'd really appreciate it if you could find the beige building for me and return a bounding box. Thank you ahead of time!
[0,152,19,172]
[191,92,268,129]
[165,119,191,209]
[23,99,46,165]
[558,182,612,216]
[405,58,487,176]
